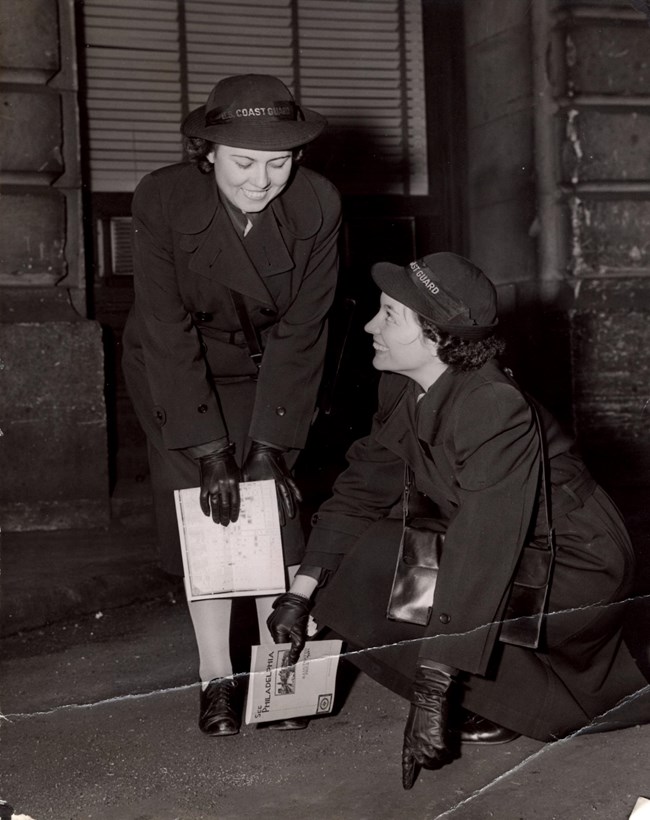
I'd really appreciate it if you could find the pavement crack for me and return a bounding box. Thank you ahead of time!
[3,682,198,720]
[429,683,650,818]
[5,595,648,731]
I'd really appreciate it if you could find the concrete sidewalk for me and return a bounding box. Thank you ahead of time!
[1,484,650,819]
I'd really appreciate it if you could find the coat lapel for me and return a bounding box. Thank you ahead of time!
[190,208,275,304]
[169,166,274,305]
[375,379,418,462]
[271,168,323,239]
[243,207,294,279]
[168,164,324,306]
[374,371,466,486]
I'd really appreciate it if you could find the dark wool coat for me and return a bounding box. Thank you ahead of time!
[122,162,341,575]
[305,363,645,740]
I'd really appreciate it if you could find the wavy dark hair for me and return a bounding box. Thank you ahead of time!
[182,136,305,174]
[183,136,216,174]
[416,314,506,371]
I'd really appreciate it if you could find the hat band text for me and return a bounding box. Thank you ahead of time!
[408,260,472,323]
[205,100,297,126]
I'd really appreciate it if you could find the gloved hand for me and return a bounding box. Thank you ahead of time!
[267,592,312,665]
[242,441,302,523]
[402,663,456,790]
[198,442,241,526]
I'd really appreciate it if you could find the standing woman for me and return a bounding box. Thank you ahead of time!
[122,75,341,736]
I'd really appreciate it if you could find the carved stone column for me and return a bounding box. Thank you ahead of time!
[0,0,109,529]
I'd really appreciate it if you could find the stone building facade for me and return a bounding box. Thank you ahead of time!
[1,0,648,529]
[464,0,650,490]
[1,0,109,529]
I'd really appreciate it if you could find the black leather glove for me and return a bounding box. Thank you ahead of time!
[267,592,312,665]
[242,441,302,523]
[402,664,456,790]
[198,442,241,526]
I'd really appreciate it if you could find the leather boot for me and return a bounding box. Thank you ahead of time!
[199,678,240,737]
[458,709,520,744]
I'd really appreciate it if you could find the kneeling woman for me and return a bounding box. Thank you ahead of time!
[268,252,645,787]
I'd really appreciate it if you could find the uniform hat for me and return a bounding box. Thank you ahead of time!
[181,74,327,150]
[371,252,499,340]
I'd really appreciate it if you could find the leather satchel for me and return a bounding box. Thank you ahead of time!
[387,468,443,626]
[386,381,555,648]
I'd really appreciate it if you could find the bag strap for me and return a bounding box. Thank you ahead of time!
[527,397,556,554]
[229,289,263,370]
[402,464,413,526]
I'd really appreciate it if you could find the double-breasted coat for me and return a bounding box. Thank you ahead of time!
[303,362,645,740]
[122,161,341,575]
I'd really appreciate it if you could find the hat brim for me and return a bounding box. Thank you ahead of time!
[181,105,327,149]
[371,261,499,339]
[371,262,439,320]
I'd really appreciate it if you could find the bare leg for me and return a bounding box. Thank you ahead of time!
[187,597,233,687]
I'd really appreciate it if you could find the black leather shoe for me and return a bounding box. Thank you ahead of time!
[199,678,240,736]
[257,716,310,731]
[459,711,520,745]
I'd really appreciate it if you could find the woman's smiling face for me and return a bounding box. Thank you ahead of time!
[209,144,293,212]
[364,293,437,384]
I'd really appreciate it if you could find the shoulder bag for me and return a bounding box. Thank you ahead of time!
[386,390,555,650]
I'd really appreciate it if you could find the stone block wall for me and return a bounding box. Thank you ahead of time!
[0,322,108,529]
[462,0,574,422]
[463,0,650,481]
[552,0,650,485]
[0,0,109,530]
[463,0,537,286]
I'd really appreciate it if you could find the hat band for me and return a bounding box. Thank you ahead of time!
[408,260,471,323]
[205,100,297,126]
[434,322,497,340]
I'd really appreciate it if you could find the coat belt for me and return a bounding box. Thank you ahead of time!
[553,468,597,517]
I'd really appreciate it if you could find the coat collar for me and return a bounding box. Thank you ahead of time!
[169,164,218,235]
[411,361,508,445]
[375,368,477,455]
[270,167,323,238]
[167,164,324,304]
[168,163,323,239]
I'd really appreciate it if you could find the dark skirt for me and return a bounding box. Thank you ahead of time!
[313,490,646,741]
[124,347,304,576]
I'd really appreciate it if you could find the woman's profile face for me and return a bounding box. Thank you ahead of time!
[208,144,293,212]
[364,293,436,382]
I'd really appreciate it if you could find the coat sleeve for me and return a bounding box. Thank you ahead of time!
[248,177,342,450]
[418,381,540,675]
[131,173,227,449]
[302,380,406,571]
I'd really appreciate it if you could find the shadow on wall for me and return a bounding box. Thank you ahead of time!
[303,125,413,196]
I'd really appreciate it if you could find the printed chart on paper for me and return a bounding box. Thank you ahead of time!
[175,479,285,600]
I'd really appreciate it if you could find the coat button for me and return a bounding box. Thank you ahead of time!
[194,312,213,322]
[439,613,451,625]
[197,404,208,414]
[260,307,276,317]
[275,406,286,417]
[152,406,166,426]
